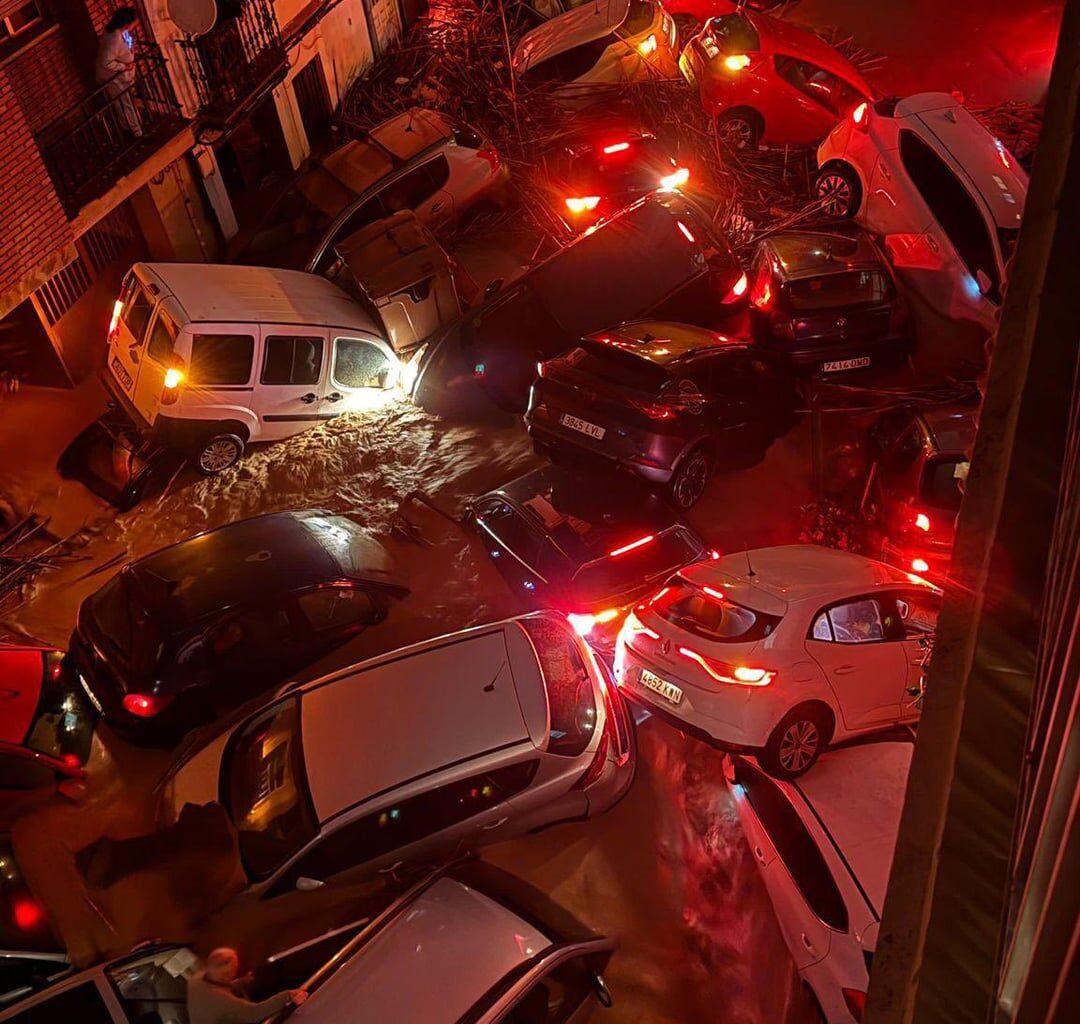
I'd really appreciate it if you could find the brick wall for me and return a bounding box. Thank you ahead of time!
[3,29,86,133]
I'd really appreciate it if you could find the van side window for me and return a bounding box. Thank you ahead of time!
[190,334,255,385]
[262,336,324,386]
[146,314,177,364]
[332,337,392,389]
[121,281,153,343]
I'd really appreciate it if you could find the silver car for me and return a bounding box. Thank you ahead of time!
[157,612,636,899]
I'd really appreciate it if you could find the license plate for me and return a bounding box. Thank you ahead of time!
[111,356,134,391]
[822,356,871,373]
[640,668,683,705]
[560,413,605,440]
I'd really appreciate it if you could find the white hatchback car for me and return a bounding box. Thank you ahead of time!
[158,612,635,899]
[727,740,912,1022]
[513,0,679,103]
[613,544,938,776]
[814,93,1028,335]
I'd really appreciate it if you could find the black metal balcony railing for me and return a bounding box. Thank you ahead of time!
[180,0,287,128]
[36,51,184,216]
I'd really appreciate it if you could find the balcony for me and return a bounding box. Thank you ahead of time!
[180,0,288,130]
[35,51,186,218]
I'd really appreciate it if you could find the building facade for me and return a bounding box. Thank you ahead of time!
[0,0,404,387]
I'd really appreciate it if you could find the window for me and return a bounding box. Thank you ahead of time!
[120,280,153,343]
[478,502,543,567]
[704,13,760,53]
[519,617,596,757]
[146,314,177,364]
[296,586,387,640]
[920,456,966,512]
[894,590,941,636]
[502,955,594,1023]
[332,337,392,389]
[0,955,71,1005]
[450,119,483,150]
[380,157,449,213]
[898,129,1001,299]
[775,56,864,115]
[0,3,43,47]
[262,335,324,385]
[619,0,655,36]
[734,759,848,931]
[107,949,189,1022]
[521,37,614,85]
[826,598,884,643]
[320,195,387,273]
[267,761,539,895]
[787,270,891,311]
[189,334,254,385]
[8,983,113,1024]
[569,528,705,605]
[811,612,832,641]
[885,424,924,470]
[653,580,781,643]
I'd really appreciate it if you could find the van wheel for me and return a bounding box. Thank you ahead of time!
[669,446,710,510]
[815,163,861,218]
[761,707,829,779]
[197,434,244,474]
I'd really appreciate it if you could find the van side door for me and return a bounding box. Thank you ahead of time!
[252,330,332,441]
[328,334,398,409]
[131,300,182,427]
[106,272,154,411]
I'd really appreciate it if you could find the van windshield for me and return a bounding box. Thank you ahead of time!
[225,699,319,879]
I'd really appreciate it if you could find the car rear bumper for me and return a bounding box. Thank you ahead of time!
[774,333,910,374]
[100,365,152,433]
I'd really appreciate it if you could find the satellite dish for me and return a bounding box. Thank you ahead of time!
[167,0,218,37]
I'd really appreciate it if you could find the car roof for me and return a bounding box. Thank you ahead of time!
[792,740,913,917]
[115,512,403,629]
[303,875,552,1024]
[687,543,935,613]
[743,11,873,93]
[584,320,748,365]
[299,620,536,822]
[513,0,631,73]
[919,405,978,454]
[0,648,43,745]
[489,464,686,563]
[892,94,1029,228]
[366,108,453,163]
[136,263,383,334]
[760,230,885,280]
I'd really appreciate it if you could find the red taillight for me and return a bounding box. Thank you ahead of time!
[122,693,173,718]
[478,145,500,171]
[536,361,547,377]
[567,608,620,637]
[852,102,869,131]
[723,53,751,72]
[603,141,631,154]
[629,396,677,420]
[842,988,867,1021]
[609,534,655,558]
[678,647,773,686]
[574,729,610,790]
[13,899,44,931]
[914,512,931,532]
[108,299,123,339]
[709,549,721,560]
[61,753,82,769]
[702,585,726,601]
[676,220,695,243]
[160,365,185,406]
[911,558,930,574]
[723,272,749,304]
[566,195,601,215]
[659,166,690,190]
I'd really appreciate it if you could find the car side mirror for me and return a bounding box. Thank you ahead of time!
[592,973,613,1008]
[975,269,992,296]
[295,876,325,892]
[484,278,504,299]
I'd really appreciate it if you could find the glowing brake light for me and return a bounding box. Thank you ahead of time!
[108,299,123,338]
[852,101,869,131]
[723,53,751,71]
[13,899,43,930]
[911,558,930,574]
[122,693,173,717]
[842,988,867,1022]
[678,647,774,686]
[723,271,749,303]
[638,34,657,56]
[568,607,620,638]
[702,585,726,601]
[659,166,690,190]
[163,367,185,390]
[676,221,695,243]
[709,549,721,560]
[603,141,631,154]
[565,195,601,214]
[609,534,655,558]
[914,512,931,532]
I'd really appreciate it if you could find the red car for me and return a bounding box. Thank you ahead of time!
[677,6,873,149]
[0,647,91,826]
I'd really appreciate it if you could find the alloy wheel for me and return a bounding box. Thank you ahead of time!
[718,117,754,150]
[779,719,819,773]
[673,453,709,508]
[816,173,853,217]
[199,438,240,473]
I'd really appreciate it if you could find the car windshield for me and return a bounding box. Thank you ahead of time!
[571,527,704,603]
[225,699,319,880]
[787,270,891,311]
[920,457,966,513]
[86,573,160,677]
[519,617,595,757]
[564,344,669,394]
[705,13,760,52]
[653,579,781,642]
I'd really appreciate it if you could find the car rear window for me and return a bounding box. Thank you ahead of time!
[787,270,891,311]
[620,0,655,36]
[224,698,319,880]
[920,457,966,512]
[571,526,704,603]
[564,344,669,393]
[189,334,255,386]
[706,13,760,52]
[563,135,675,196]
[519,617,597,757]
[653,579,781,642]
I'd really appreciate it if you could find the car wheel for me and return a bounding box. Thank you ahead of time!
[814,164,861,219]
[716,110,761,151]
[669,446,710,509]
[196,434,245,475]
[761,708,828,779]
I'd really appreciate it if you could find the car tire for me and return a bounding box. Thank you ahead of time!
[761,707,830,779]
[716,109,762,151]
[669,445,711,510]
[196,433,245,475]
[814,163,862,219]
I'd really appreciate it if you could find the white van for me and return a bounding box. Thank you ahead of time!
[102,263,399,473]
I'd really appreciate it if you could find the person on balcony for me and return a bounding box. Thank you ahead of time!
[95,7,142,137]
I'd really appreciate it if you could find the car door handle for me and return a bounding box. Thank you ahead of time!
[482,816,509,830]
[833,664,857,675]
[299,392,318,404]
[801,933,815,952]
[754,845,766,863]
[324,392,343,403]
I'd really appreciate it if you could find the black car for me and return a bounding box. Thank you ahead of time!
[526,321,794,509]
[539,126,691,231]
[413,192,746,416]
[467,464,709,649]
[748,229,908,375]
[69,511,408,744]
